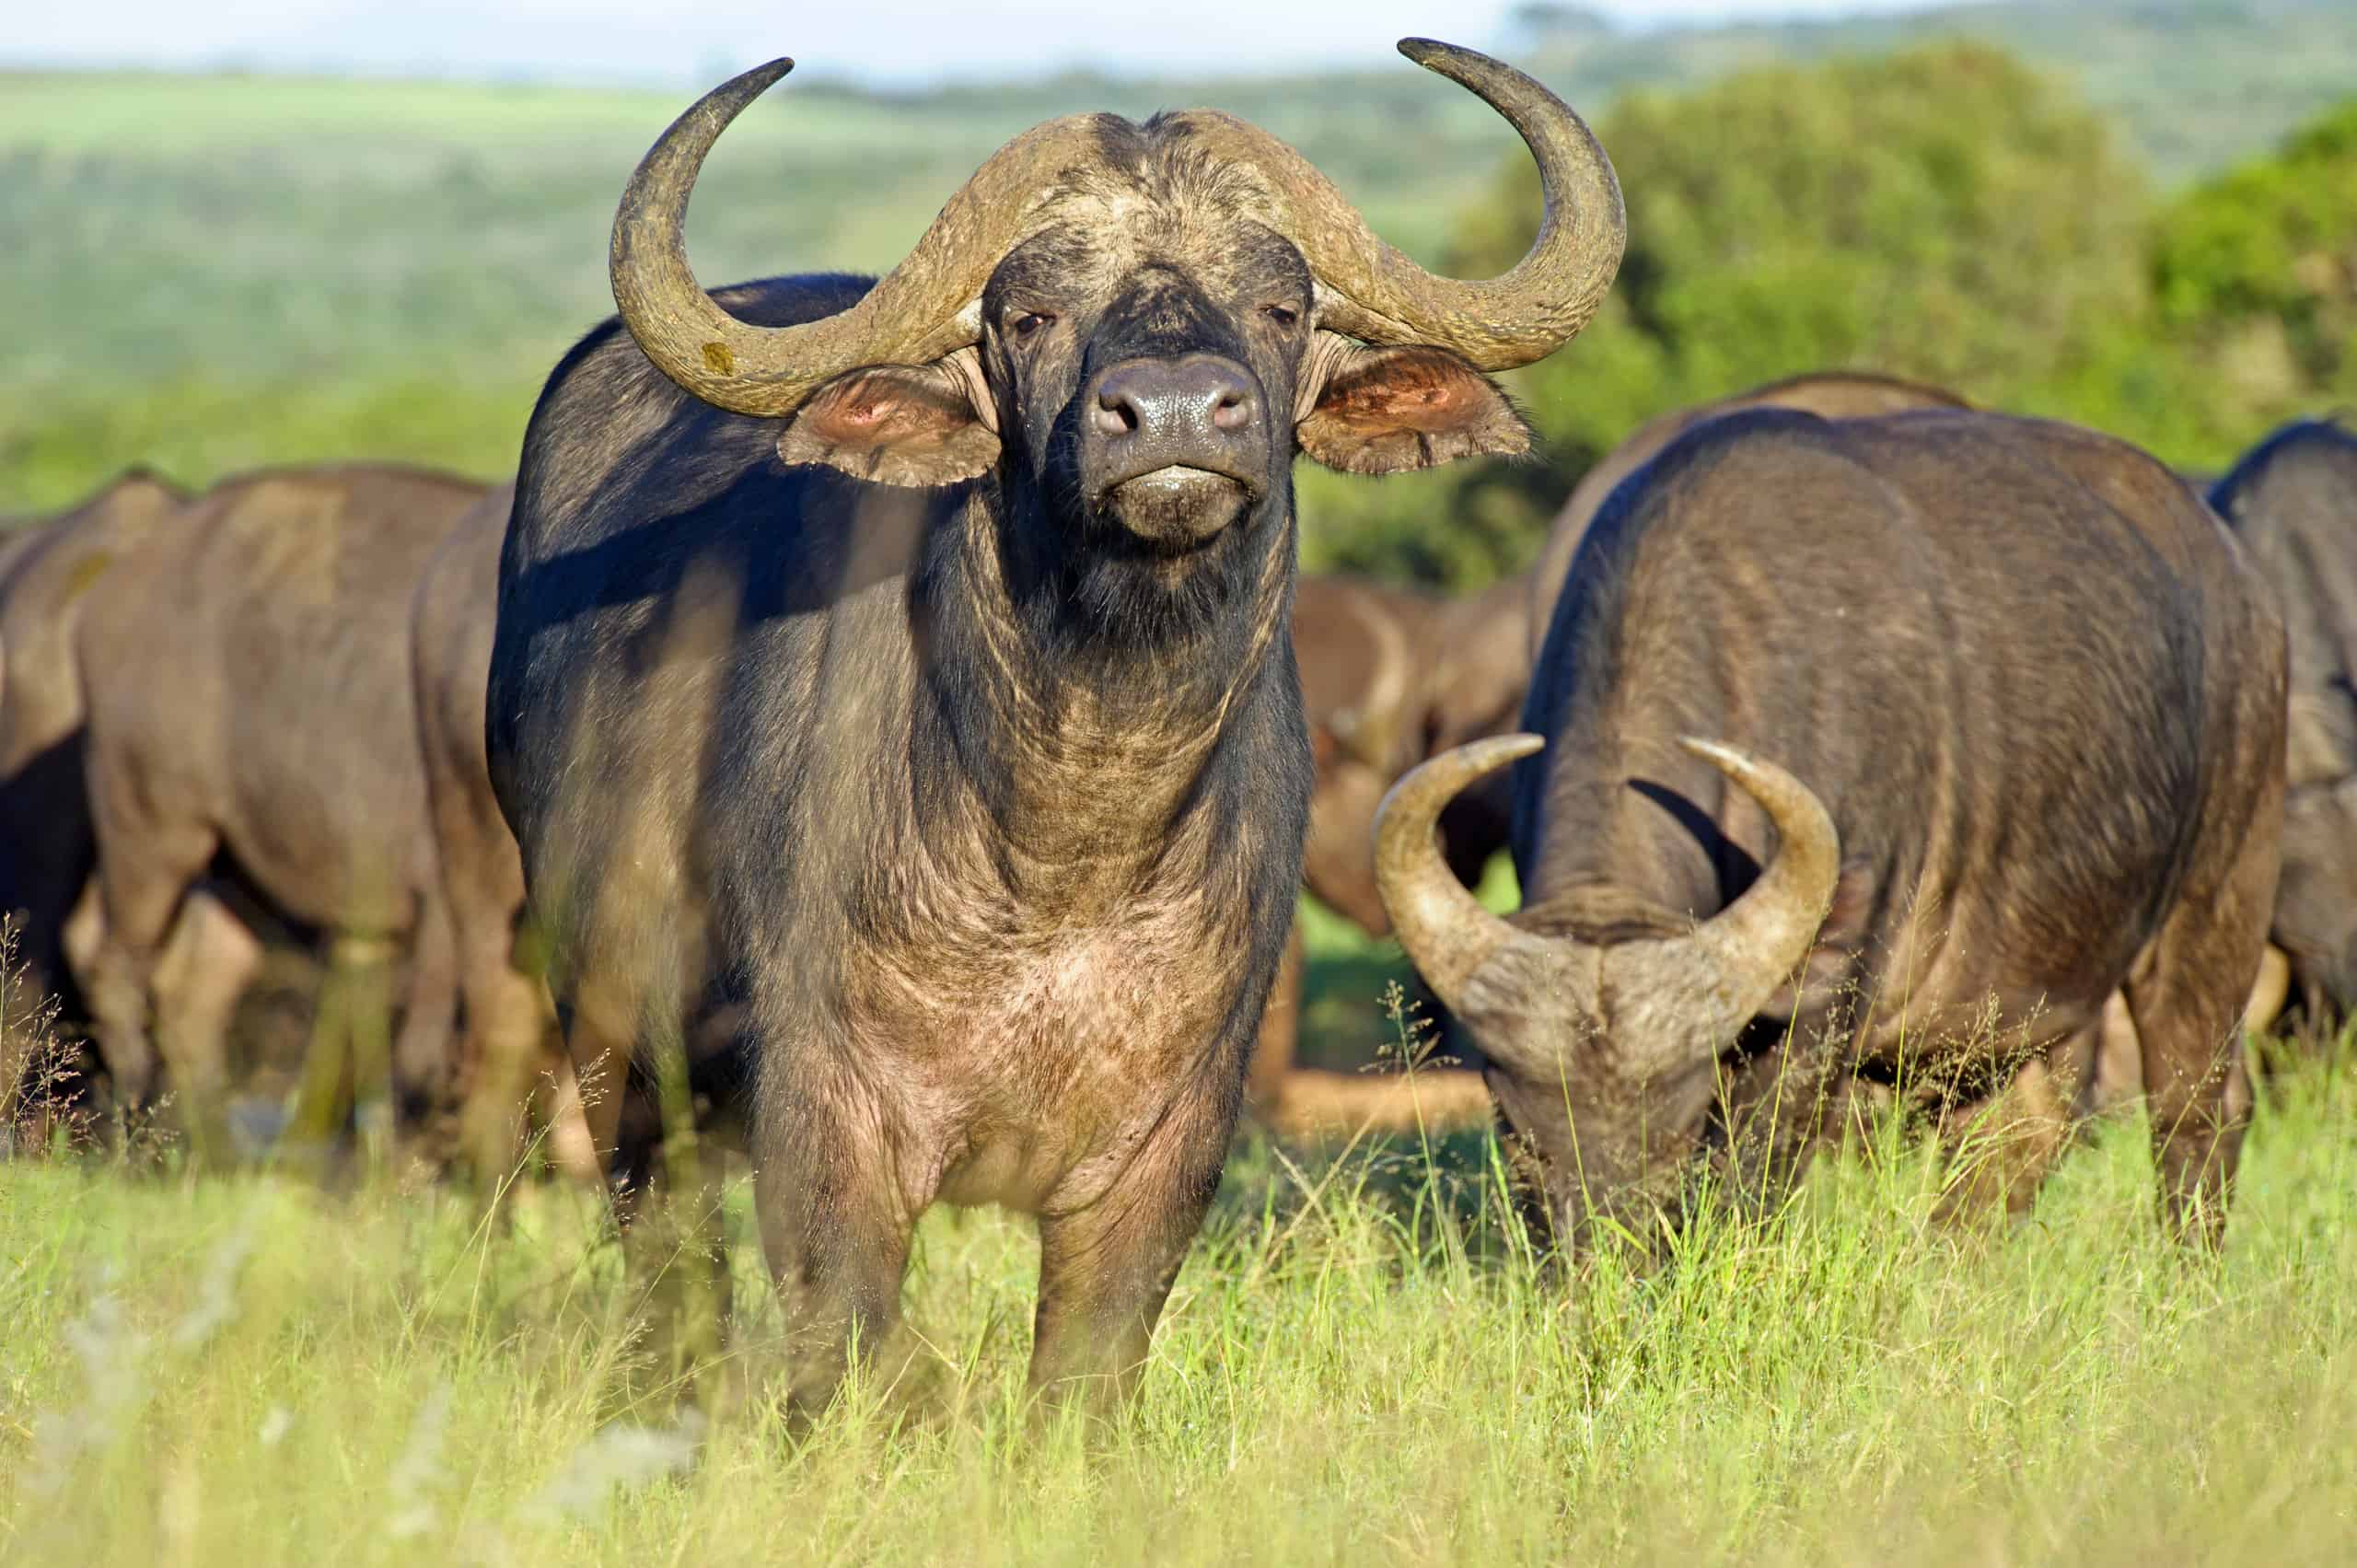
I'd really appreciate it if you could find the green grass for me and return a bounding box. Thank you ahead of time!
[5,1035,2352,1565]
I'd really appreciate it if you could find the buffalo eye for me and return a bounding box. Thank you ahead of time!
[1012,310,1055,339]
[1263,304,1300,329]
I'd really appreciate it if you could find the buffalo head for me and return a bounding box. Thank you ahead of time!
[1374,735,1840,1236]
[606,42,1622,609]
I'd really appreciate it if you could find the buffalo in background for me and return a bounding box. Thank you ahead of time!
[1378,407,2282,1248]
[2206,417,2357,1021]
[72,464,486,1161]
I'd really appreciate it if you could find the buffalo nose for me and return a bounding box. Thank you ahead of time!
[1089,355,1257,443]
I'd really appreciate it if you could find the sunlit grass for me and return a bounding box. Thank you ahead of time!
[4,1034,2351,1566]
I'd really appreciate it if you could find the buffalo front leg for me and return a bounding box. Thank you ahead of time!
[389,894,461,1148]
[752,1084,921,1423]
[1931,1036,2090,1226]
[1030,1082,1237,1418]
[83,812,226,1158]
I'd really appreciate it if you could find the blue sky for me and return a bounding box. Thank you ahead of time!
[8,0,1965,87]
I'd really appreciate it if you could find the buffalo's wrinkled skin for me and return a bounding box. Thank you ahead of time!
[75,465,486,1156]
[1384,409,2283,1249]
[488,43,1616,1413]
[2206,419,2357,1016]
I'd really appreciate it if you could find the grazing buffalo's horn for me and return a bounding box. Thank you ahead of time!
[1644,738,1842,1046]
[1183,40,1623,369]
[1378,734,1839,1079]
[611,59,1109,417]
[1374,733,1545,1007]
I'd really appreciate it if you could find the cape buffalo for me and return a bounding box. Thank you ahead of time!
[1257,377,1970,1138]
[2206,418,2357,1018]
[75,464,487,1160]
[487,41,1621,1411]
[1,472,266,1125]
[1376,409,2283,1249]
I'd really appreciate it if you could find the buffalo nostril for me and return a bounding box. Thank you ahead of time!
[1211,389,1251,433]
[1092,389,1140,438]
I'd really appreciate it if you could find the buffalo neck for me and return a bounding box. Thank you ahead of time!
[909,480,1296,912]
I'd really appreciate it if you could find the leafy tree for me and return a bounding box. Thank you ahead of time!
[2150,99,2357,420]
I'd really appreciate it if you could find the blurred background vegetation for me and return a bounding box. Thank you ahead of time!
[4,0,2355,596]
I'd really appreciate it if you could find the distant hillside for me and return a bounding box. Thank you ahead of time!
[1509,0,2355,183]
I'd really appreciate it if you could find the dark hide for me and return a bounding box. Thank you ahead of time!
[1487,409,2282,1247]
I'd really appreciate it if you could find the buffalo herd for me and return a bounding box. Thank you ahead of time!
[2,39,2349,1410]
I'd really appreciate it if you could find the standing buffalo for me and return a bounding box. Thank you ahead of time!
[1377,409,2283,1248]
[75,464,486,1158]
[487,41,1622,1411]
[2206,418,2357,1019]
[1,471,266,1127]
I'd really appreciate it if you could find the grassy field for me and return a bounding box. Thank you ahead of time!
[4,1033,2352,1566]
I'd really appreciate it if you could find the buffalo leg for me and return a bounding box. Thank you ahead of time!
[389,894,460,1144]
[83,808,226,1156]
[561,967,744,1403]
[1029,1081,1235,1415]
[147,889,263,1128]
[752,1086,919,1420]
[453,890,568,1185]
[2123,830,2275,1247]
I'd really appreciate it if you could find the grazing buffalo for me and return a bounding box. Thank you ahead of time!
[1253,377,1969,1136]
[409,482,598,1181]
[2206,419,2357,1019]
[0,472,267,1124]
[75,464,486,1159]
[1377,409,2283,1249]
[486,41,1621,1411]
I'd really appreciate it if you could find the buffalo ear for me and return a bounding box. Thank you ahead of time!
[777,350,999,487]
[1297,343,1531,476]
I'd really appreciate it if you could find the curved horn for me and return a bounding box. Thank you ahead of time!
[611,60,1110,416]
[1643,738,1842,1042]
[1380,733,1839,1078]
[1374,733,1545,1006]
[1182,40,1623,369]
